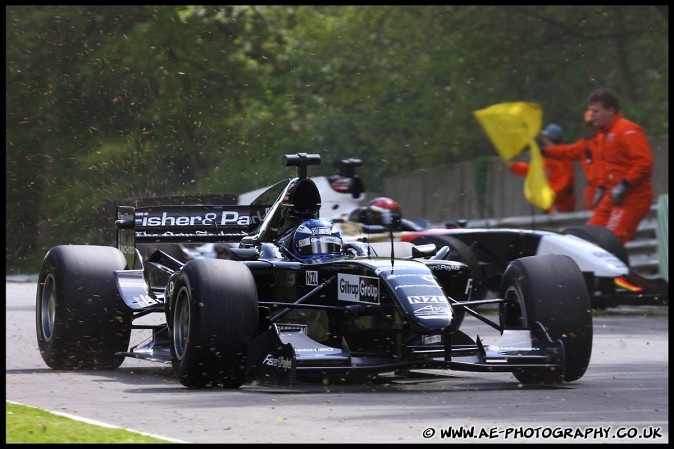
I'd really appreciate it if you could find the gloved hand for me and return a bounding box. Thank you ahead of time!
[592,187,605,208]
[611,180,630,206]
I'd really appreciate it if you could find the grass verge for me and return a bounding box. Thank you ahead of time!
[6,401,180,444]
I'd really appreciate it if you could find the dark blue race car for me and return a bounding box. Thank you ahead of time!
[36,153,593,389]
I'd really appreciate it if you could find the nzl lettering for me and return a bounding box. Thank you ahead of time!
[306,270,318,286]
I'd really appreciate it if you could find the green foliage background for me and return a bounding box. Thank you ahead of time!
[6,5,669,273]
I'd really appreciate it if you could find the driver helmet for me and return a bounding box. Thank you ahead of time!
[365,197,402,227]
[291,218,343,261]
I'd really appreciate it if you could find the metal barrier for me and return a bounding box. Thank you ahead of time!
[656,194,669,281]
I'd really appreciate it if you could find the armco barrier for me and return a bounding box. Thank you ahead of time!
[656,194,669,281]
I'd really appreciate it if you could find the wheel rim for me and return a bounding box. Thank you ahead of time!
[172,286,191,361]
[501,284,527,328]
[39,273,57,342]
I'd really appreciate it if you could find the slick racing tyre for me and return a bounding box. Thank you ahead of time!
[36,245,132,370]
[170,259,258,389]
[499,254,592,384]
[562,224,630,268]
[409,235,487,300]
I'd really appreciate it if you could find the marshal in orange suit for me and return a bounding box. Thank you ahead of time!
[508,123,576,214]
[585,88,654,243]
[542,110,603,211]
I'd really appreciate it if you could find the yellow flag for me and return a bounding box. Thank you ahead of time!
[473,102,542,161]
[473,102,555,210]
[525,137,556,211]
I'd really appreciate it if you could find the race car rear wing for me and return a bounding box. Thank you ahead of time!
[115,204,270,268]
[114,154,323,268]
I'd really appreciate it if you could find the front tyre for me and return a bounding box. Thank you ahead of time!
[36,245,132,370]
[499,255,593,384]
[169,259,258,389]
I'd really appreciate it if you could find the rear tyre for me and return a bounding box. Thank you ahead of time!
[562,224,630,268]
[36,245,132,370]
[170,259,258,388]
[499,254,593,384]
[409,235,486,300]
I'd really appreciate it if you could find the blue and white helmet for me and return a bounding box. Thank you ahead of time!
[291,218,342,261]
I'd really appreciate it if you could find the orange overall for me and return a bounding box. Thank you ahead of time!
[508,158,576,213]
[544,134,603,211]
[588,113,653,243]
